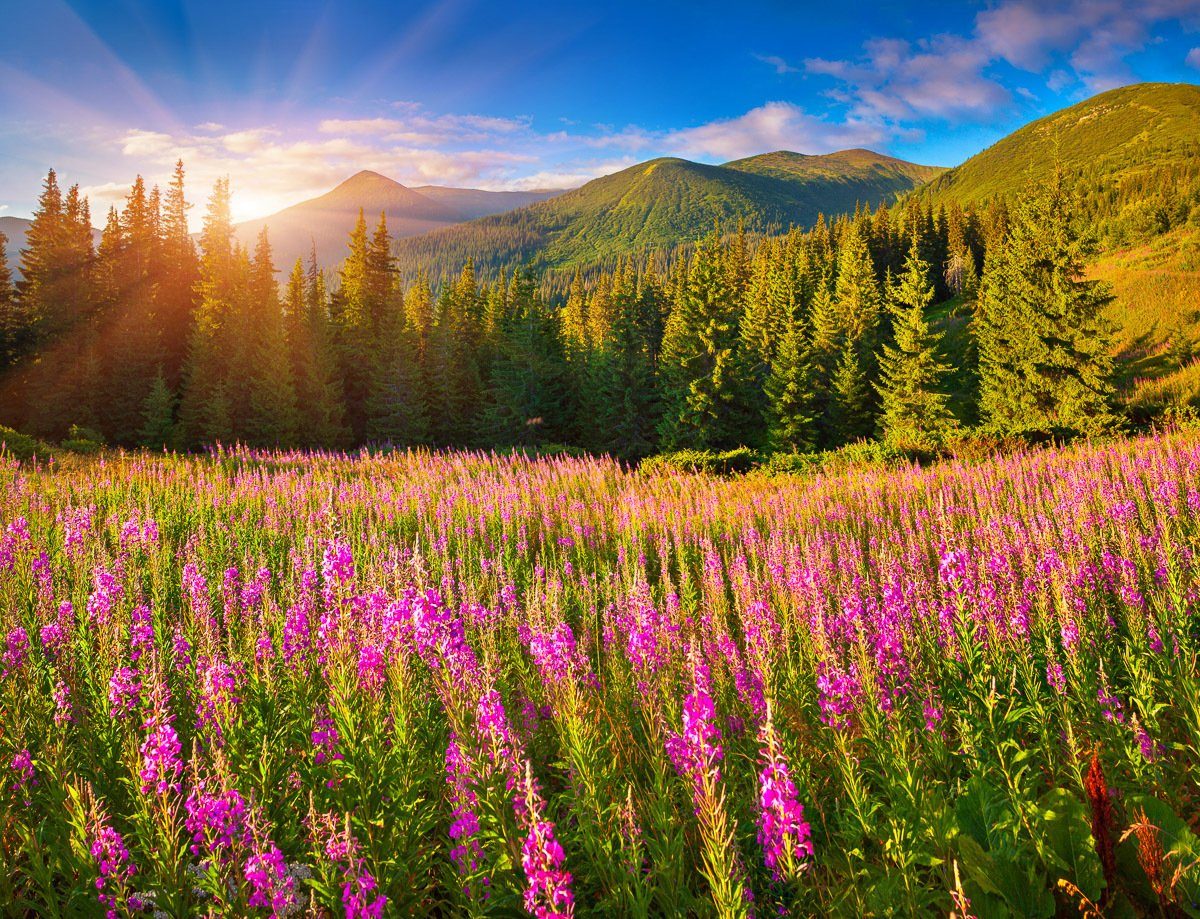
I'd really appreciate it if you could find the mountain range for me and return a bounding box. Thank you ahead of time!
[232,173,563,271]
[2,82,1198,282]
[390,149,942,276]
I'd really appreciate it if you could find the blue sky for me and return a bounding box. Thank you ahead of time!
[1,0,1199,224]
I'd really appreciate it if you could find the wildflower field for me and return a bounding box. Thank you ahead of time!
[2,438,1199,918]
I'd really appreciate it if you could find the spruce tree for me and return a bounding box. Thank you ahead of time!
[243,230,299,447]
[178,178,236,446]
[657,233,753,450]
[764,314,817,452]
[588,263,658,458]
[0,232,19,369]
[139,372,175,448]
[875,239,956,448]
[975,169,1118,437]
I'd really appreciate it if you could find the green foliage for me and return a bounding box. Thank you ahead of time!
[639,447,759,476]
[0,424,52,462]
[976,168,1119,437]
[875,240,957,447]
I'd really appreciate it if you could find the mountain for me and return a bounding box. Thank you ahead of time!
[233,171,567,271]
[412,186,562,220]
[392,149,943,277]
[924,82,1200,206]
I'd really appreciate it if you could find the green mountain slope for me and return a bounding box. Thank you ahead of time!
[924,82,1200,206]
[393,149,942,277]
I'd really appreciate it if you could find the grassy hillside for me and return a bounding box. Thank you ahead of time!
[924,83,1200,251]
[393,149,940,278]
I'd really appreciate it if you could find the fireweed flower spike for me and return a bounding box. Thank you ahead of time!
[519,761,574,919]
[756,707,813,883]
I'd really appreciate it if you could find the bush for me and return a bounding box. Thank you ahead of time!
[640,447,759,477]
[0,425,53,463]
[751,451,824,478]
[59,438,104,455]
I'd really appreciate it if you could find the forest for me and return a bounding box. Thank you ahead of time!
[4,151,1188,466]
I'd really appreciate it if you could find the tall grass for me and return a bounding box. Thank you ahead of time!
[1,439,1198,916]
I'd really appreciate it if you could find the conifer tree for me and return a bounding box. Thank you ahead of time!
[875,239,956,448]
[830,343,873,443]
[479,269,566,447]
[159,160,199,386]
[764,314,818,452]
[975,169,1118,437]
[657,233,753,450]
[587,262,658,457]
[178,178,236,445]
[429,260,483,445]
[139,372,175,448]
[243,229,299,447]
[0,232,20,369]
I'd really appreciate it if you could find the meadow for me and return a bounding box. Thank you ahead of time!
[1,438,1199,917]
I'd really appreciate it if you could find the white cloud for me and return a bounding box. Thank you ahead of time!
[754,53,799,75]
[662,102,890,160]
[0,204,8,214]
[806,0,1200,124]
[318,118,402,135]
[195,122,225,132]
[1188,47,1200,68]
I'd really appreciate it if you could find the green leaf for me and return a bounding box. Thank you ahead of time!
[1039,787,1104,904]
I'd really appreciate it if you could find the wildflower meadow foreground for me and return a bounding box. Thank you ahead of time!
[1,437,1199,918]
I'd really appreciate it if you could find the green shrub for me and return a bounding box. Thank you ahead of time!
[0,425,53,463]
[752,451,824,478]
[59,438,104,455]
[640,447,759,477]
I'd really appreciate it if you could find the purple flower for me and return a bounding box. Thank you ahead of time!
[445,737,483,874]
[129,604,154,662]
[756,719,812,882]
[816,663,862,731]
[318,818,388,919]
[184,783,250,859]
[243,842,295,913]
[311,710,342,766]
[139,687,183,796]
[665,660,723,802]
[2,626,30,678]
[87,564,123,627]
[90,815,136,918]
[53,679,74,725]
[519,766,574,918]
[10,749,36,803]
[107,666,141,719]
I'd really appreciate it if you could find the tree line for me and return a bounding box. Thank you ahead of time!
[0,161,1118,458]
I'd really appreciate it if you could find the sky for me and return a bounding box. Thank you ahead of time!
[1,0,1199,225]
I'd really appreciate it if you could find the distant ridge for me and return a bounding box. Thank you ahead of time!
[390,148,943,276]
[233,172,565,271]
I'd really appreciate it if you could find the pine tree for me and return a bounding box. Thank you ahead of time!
[243,229,299,447]
[0,232,19,369]
[429,260,483,446]
[975,168,1118,437]
[178,178,237,445]
[587,262,658,458]
[479,269,566,448]
[159,160,199,387]
[331,209,379,439]
[830,343,873,443]
[657,234,754,450]
[875,239,956,448]
[764,314,818,453]
[139,372,175,448]
[293,250,350,448]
